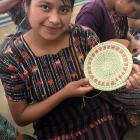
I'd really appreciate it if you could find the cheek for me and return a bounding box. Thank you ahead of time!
[28,8,45,28]
[63,16,71,25]
[28,14,42,27]
[115,5,133,15]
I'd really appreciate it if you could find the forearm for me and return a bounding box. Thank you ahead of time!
[9,89,67,126]
[0,0,19,13]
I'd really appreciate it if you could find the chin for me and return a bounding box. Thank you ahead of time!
[42,35,60,41]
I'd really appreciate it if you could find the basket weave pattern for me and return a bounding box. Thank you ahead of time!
[84,41,133,91]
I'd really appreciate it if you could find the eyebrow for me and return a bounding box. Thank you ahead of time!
[38,0,51,4]
[38,0,71,7]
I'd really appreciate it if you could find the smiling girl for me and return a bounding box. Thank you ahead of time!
[0,0,140,139]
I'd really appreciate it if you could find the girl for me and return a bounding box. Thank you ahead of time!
[0,0,140,139]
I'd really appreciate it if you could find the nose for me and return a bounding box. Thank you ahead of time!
[48,10,60,25]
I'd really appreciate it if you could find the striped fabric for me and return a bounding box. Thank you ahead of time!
[0,25,130,139]
[108,9,128,39]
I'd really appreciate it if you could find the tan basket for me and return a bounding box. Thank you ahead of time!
[84,40,133,91]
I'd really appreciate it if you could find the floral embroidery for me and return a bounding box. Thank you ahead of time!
[36,79,42,87]
[7,65,16,71]
[23,69,29,77]
[22,51,30,59]
[71,72,78,80]
[32,65,38,73]
[48,79,54,86]
[4,47,12,54]
[54,60,61,69]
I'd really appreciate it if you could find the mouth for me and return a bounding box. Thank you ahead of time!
[42,25,61,33]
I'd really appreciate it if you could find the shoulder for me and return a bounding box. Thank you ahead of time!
[69,24,100,45]
[76,0,106,24]
[0,34,24,72]
[70,24,98,36]
[79,0,105,14]
[0,34,22,55]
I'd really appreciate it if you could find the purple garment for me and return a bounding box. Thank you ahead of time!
[76,0,128,42]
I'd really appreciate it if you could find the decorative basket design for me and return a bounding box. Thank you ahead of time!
[84,41,133,91]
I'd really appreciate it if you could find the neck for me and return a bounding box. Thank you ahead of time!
[26,29,67,47]
[23,29,69,56]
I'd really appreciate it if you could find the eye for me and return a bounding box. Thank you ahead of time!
[59,6,71,15]
[41,4,50,11]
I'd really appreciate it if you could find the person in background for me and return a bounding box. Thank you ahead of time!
[0,0,29,52]
[0,0,140,140]
[8,0,29,33]
[76,0,140,55]
[0,0,29,33]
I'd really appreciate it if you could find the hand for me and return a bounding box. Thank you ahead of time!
[62,78,94,98]
[126,64,140,90]
[127,33,140,56]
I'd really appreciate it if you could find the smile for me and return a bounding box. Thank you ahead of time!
[42,25,61,33]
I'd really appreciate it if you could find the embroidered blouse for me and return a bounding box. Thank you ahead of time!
[0,25,129,139]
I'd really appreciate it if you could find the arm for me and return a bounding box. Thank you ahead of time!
[7,79,93,126]
[128,18,140,28]
[0,0,19,13]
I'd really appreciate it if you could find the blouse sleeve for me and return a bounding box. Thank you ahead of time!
[0,47,27,101]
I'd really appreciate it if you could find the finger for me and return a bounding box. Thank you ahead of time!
[126,80,133,90]
[132,64,140,73]
[79,86,94,93]
[126,80,134,90]
[132,73,140,86]
[76,78,90,86]
[127,75,138,89]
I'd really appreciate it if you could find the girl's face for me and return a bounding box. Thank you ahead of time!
[26,0,72,40]
[114,0,140,16]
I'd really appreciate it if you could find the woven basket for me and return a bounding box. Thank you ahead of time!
[84,40,133,91]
